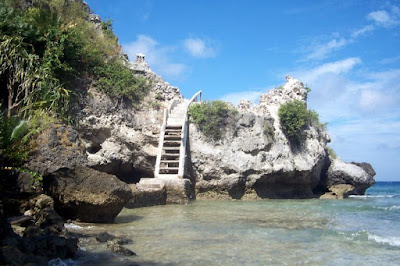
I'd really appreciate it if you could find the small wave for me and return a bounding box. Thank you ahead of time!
[368,234,400,247]
[349,195,396,198]
[339,230,400,247]
[374,205,400,211]
[65,223,83,230]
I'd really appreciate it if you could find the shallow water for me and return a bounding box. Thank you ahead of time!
[65,182,400,265]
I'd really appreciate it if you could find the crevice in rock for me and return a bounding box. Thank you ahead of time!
[91,161,148,184]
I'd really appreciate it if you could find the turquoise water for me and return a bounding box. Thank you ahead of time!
[68,182,400,265]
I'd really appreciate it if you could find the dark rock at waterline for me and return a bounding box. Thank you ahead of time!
[0,195,78,265]
[107,240,137,256]
[25,124,88,176]
[327,159,376,195]
[96,232,116,243]
[44,166,132,223]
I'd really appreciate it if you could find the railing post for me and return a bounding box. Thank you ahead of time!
[177,90,202,179]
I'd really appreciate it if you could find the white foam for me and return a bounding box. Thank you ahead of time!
[374,205,400,211]
[349,195,396,198]
[64,223,83,230]
[368,234,400,247]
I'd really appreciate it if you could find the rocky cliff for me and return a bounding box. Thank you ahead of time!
[71,69,375,200]
[18,2,375,205]
[188,76,375,199]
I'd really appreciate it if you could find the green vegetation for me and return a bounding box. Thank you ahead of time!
[151,101,161,110]
[305,87,311,93]
[0,0,148,169]
[278,100,325,141]
[263,122,275,140]
[93,58,148,103]
[326,146,337,159]
[188,101,238,141]
[155,93,164,101]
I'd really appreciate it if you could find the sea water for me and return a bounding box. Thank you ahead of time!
[65,182,400,265]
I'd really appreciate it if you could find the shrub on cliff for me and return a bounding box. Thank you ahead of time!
[0,0,147,119]
[188,101,238,141]
[278,100,324,141]
[94,58,149,103]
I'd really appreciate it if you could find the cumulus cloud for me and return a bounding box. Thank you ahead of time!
[183,37,218,58]
[123,35,186,79]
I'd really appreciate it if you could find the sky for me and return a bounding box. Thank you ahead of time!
[86,0,400,181]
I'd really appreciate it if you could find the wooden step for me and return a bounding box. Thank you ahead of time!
[161,160,179,163]
[164,135,181,140]
[160,167,179,171]
[165,129,182,132]
[166,125,182,129]
[161,154,179,159]
[159,169,179,174]
[163,141,180,147]
[162,147,180,150]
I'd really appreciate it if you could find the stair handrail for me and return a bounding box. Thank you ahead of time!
[178,90,202,178]
[154,98,180,178]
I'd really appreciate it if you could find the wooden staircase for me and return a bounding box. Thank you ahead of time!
[159,125,182,175]
[154,91,202,179]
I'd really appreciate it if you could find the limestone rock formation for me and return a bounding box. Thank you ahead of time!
[320,184,357,199]
[326,159,376,195]
[25,124,87,175]
[126,178,167,208]
[44,166,132,223]
[188,75,366,199]
[75,57,182,182]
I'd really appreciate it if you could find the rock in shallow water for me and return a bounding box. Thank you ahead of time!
[326,159,375,195]
[106,240,136,256]
[44,166,132,223]
[126,178,167,208]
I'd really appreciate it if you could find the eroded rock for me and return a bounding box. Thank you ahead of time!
[326,159,375,195]
[189,76,330,199]
[44,166,132,222]
[107,240,136,256]
[126,178,166,208]
[25,124,87,175]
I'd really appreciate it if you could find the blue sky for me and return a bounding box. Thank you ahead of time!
[86,0,400,181]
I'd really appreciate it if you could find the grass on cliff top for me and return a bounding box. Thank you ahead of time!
[188,101,238,141]
[278,100,326,142]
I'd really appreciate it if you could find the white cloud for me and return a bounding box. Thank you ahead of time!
[359,90,396,111]
[183,38,218,58]
[367,10,398,27]
[305,38,347,61]
[351,25,375,38]
[301,6,400,62]
[297,57,361,83]
[123,35,186,79]
[367,7,400,27]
